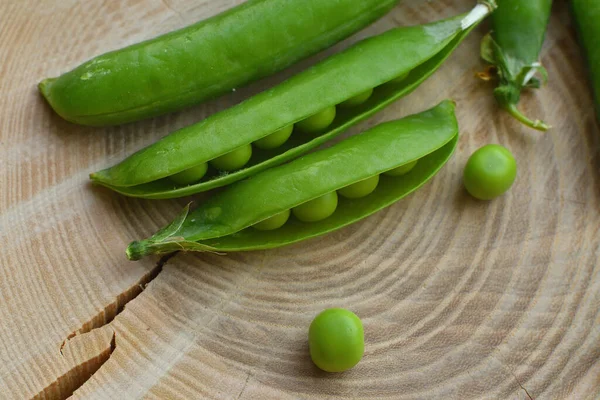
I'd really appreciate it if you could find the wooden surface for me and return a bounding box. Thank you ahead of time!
[1,0,599,398]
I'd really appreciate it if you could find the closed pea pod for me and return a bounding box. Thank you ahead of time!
[91,2,496,200]
[571,0,600,121]
[39,0,401,126]
[480,0,553,131]
[125,101,459,260]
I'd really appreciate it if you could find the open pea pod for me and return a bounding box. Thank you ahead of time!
[91,1,495,200]
[126,100,459,260]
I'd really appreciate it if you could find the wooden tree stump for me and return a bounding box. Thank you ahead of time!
[1,0,599,398]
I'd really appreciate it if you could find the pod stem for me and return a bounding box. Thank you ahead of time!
[462,0,497,30]
[504,103,551,131]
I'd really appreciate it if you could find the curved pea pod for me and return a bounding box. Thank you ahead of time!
[480,0,553,131]
[571,0,600,121]
[126,100,459,260]
[39,0,401,126]
[91,1,495,200]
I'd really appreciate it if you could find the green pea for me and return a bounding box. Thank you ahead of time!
[292,192,338,222]
[254,125,294,150]
[338,175,379,199]
[308,308,364,373]
[210,144,253,171]
[296,106,337,133]
[389,70,410,84]
[339,88,374,108]
[169,163,208,185]
[383,160,418,176]
[463,144,517,200]
[253,210,290,231]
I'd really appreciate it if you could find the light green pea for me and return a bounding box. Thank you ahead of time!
[210,144,253,171]
[389,70,410,84]
[339,88,374,108]
[309,308,364,373]
[169,163,208,185]
[383,160,418,176]
[254,125,294,150]
[292,191,338,222]
[338,175,379,198]
[296,106,337,133]
[253,209,291,231]
[463,144,517,200]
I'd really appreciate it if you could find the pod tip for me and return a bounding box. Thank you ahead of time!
[126,241,145,261]
[38,79,51,100]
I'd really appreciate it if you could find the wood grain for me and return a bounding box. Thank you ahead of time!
[1,0,599,399]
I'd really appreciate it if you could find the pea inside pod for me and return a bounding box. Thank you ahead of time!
[126,100,459,260]
[91,1,496,200]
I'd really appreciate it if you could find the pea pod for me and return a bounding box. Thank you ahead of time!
[39,0,401,126]
[91,2,496,200]
[480,0,552,131]
[126,100,459,260]
[571,0,600,121]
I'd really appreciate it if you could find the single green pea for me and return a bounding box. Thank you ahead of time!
[389,70,410,84]
[254,125,294,150]
[308,308,364,373]
[383,160,418,176]
[210,144,253,171]
[338,175,379,199]
[463,144,517,200]
[339,88,374,108]
[292,191,338,222]
[253,209,291,231]
[296,106,337,133]
[169,163,208,185]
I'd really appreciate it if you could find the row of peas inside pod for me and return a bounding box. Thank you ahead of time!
[169,72,412,187]
[253,158,418,231]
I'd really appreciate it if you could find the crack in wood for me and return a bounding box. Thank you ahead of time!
[44,253,177,398]
[236,373,252,399]
[512,373,534,400]
[59,253,176,355]
[34,331,116,400]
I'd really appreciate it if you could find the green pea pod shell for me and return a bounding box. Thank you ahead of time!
[481,0,552,131]
[126,100,459,260]
[39,0,401,127]
[572,0,600,121]
[91,1,496,200]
